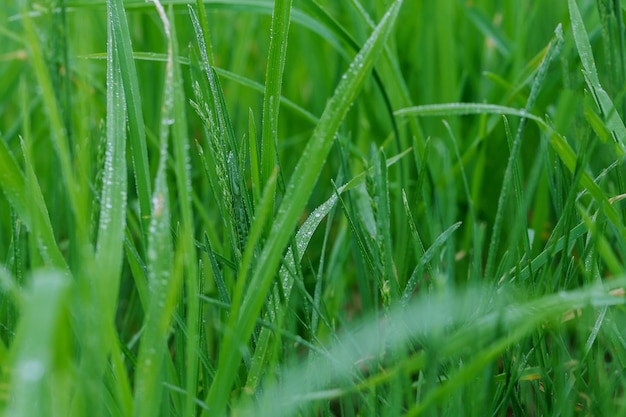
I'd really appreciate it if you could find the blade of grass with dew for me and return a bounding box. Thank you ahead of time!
[69,13,130,415]
[189,6,252,267]
[401,221,462,306]
[6,270,72,417]
[81,52,320,125]
[373,148,399,302]
[395,106,626,239]
[260,0,292,193]
[202,2,404,414]
[132,143,177,417]
[161,5,202,415]
[395,103,547,125]
[94,8,128,330]
[107,0,152,235]
[132,8,178,410]
[569,0,626,156]
[302,0,424,157]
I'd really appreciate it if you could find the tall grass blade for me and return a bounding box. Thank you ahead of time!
[107,0,152,234]
[261,0,293,191]
[95,8,128,323]
[484,24,563,280]
[202,2,404,414]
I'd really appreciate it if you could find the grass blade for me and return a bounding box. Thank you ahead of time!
[261,0,293,191]
[107,0,152,234]
[484,24,563,280]
[94,9,128,321]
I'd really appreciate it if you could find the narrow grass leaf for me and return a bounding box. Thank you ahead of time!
[485,25,563,280]
[395,103,546,125]
[165,6,202,415]
[107,0,152,233]
[401,221,462,306]
[261,0,293,189]
[95,13,127,319]
[133,4,181,416]
[133,86,176,417]
[373,148,398,301]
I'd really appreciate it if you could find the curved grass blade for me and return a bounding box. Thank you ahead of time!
[395,102,546,125]
[395,102,625,237]
[240,278,626,417]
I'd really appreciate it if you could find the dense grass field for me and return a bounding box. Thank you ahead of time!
[2,0,626,415]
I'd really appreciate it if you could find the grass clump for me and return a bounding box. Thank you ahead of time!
[2,0,626,416]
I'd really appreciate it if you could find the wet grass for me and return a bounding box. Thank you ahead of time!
[2,0,626,416]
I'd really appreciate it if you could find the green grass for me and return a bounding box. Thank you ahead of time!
[2,0,626,416]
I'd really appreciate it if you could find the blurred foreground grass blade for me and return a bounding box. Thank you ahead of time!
[569,0,626,155]
[6,270,72,417]
[202,2,404,414]
[107,0,152,233]
[243,279,626,417]
[19,4,82,234]
[261,0,293,192]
